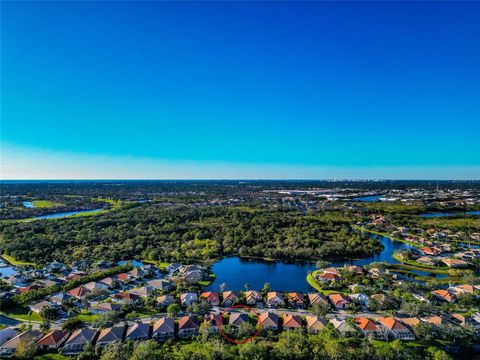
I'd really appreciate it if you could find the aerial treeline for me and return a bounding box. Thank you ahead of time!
[0,206,381,265]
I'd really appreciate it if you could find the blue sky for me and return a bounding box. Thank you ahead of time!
[1,1,479,179]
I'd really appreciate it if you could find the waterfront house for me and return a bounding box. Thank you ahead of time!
[178,315,199,338]
[306,316,327,334]
[222,291,239,307]
[308,293,328,306]
[377,317,414,340]
[0,330,42,357]
[318,272,340,283]
[180,292,198,307]
[346,265,364,276]
[125,322,150,342]
[200,292,220,306]
[441,258,468,268]
[267,292,285,308]
[245,290,262,306]
[156,294,175,308]
[328,293,350,310]
[258,312,279,331]
[62,328,98,355]
[287,292,305,309]
[152,317,175,341]
[95,326,124,348]
[282,314,302,330]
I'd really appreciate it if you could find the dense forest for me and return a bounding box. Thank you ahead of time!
[0,205,381,265]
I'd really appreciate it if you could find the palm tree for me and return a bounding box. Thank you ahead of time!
[244,283,249,292]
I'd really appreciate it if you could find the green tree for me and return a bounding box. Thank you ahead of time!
[167,303,181,317]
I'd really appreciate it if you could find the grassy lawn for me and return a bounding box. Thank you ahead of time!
[199,272,216,287]
[69,209,106,218]
[35,354,71,360]
[31,200,63,208]
[77,311,99,322]
[391,253,450,274]
[93,198,123,209]
[306,271,346,295]
[1,254,36,267]
[1,307,43,322]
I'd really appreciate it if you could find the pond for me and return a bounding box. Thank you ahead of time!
[0,258,18,278]
[419,211,480,218]
[118,259,144,268]
[22,201,35,208]
[35,208,103,219]
[206,235,412,292]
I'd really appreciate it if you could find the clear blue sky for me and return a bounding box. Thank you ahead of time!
[1,1,479,179]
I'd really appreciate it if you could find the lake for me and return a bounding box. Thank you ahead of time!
[206,234,412,292]
[352,195,382,202]
[419,211,480,218]
[35,208,103,219]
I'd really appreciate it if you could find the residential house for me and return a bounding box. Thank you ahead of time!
[441,258,468,268]
[399,318,421,329]
[378,317,414,340]
[355,318,386,340]
[178,315,199,338]
[267,292,285,308]
[68,287,90,300]
[283,314,302,330]
[152,317,175,341]
[99,277,117,288]
[129,287,152,298]
[328,293,350,310]
[258,312,279,331]
[156,295,175,308]
[200,292,220,306]
[0,329,18,348]
[421,316,446,326]
[346,265,364,276]
[84,281,109,293]
[18,284,43,294]
[222,291,239,307]
[95,327,125,348]
[431,289,456,303]
[49,292,72,305]
[287,292,305,309]
[229,313,249,327]
[112,292,141,305]
[62,328,98,355]
[308,293,328,307]
[125,322,150,342]
[116,273,133,284]
[317,272,340,283]
[329,317,355,336]
[204,314,222,334]
[180,292,198,307]
[92,302,122,314]
[245,290,262,306]
[147,279,174,291]
[0,330,42,357]
[29,300,55,314]
[306,315,327,334]
[128,268,146,280]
